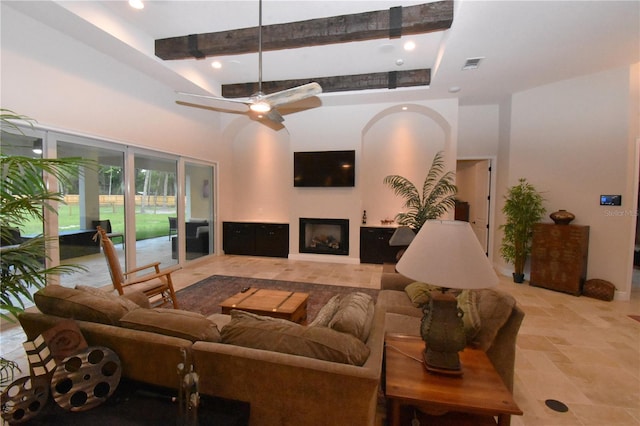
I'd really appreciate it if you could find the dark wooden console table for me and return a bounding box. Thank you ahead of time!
[222,222,289,258]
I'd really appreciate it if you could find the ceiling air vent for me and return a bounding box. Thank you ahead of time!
[462,57,484,70]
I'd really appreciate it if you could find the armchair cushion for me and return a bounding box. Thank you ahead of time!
[119,308,221,343]
[34,285,134,326]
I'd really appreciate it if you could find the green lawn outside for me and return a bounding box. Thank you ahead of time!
[20,204,174,240]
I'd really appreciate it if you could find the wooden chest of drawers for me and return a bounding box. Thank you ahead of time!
[530,223,589,296]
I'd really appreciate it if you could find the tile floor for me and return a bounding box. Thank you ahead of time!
[1,254,639,425]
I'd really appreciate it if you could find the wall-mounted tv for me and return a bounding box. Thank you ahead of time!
[294,150,355,187]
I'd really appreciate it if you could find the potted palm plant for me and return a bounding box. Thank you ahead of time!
[500,178,546,283]
[383,151,458,231]
[1,109,91,384]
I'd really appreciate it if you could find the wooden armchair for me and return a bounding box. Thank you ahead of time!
[92,219,124,247]
[96,226,180,309]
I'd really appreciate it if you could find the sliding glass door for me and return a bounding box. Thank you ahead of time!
[3,125,216,298]
[133,153,178,267]
[182,162,215,260]
[55,137,126,288]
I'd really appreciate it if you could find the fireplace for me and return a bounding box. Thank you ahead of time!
[299,218,349,256]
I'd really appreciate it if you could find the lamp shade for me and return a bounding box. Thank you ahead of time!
[395,220,498,290]
[388,226,415,246]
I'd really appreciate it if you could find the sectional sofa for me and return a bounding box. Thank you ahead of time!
[18,285,384,426]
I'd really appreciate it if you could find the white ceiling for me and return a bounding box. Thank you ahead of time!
[6,0,640,106]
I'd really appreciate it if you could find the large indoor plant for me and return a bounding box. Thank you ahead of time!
[0,109,90,384]
[383,150,457,231]
[499,178,546,283]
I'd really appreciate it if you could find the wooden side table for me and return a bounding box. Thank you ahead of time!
[384,334,522,426]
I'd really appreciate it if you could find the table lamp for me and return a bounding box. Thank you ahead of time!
[395,220,498,375]
[388,226,415,261]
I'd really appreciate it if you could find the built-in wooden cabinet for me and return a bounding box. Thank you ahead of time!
[360,227,400,264]
[530,223,589,296]
[223,222,289,258]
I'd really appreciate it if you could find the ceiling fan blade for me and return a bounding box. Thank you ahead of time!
[176,91,250,112]
[263,82,322,108]
[176,100,249,114]
[264,109,284,124]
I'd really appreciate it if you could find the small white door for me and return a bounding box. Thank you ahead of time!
[471,160,491,253]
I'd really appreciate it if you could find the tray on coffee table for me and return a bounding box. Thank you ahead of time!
[219,288,308,324]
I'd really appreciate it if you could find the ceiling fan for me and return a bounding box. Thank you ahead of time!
[176,0,323,127]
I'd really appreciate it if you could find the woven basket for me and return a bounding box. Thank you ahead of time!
[583,279,615,301]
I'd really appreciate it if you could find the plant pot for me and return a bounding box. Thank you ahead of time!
[512,273,525,283]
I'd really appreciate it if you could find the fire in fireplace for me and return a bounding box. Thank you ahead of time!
[299,218,349,256]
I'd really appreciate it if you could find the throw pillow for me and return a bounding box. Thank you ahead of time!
[119,308,221,343]
[328,292,375,342]
[75,285,141,312]
[469,289,516,350]
[456,290,481,343]
[221,316,370,366]
[34,285,130,326]
[404,282,438,307]
[308,295,341,327]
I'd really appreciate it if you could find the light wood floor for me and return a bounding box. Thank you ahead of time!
[1,255,639,425]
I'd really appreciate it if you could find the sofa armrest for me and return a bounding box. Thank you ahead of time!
[18,312,193,389]
[486,304,525,393]
[380,272,414,291]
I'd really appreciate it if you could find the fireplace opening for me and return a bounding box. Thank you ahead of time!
[299,218,349,256]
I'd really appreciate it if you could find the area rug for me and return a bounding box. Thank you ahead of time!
[176,275,379,322]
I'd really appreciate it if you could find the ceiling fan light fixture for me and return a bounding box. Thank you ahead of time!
[128,0,144,10]
[250,101,271,113]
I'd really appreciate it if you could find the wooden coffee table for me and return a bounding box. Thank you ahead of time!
[384,334,522,426]
[219,288,309,324]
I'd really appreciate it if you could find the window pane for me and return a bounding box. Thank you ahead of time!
[134,153,177,267]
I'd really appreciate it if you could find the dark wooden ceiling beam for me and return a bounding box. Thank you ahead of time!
[155,1,453,61]
[221,69,431,98]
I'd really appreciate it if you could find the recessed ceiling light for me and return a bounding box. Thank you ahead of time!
[129,0,144,10]
[211,61,222,69]
[403,41,416,51]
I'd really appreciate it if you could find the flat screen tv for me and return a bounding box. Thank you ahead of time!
[294,150,355,187]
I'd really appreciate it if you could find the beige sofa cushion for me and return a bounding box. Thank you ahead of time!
[34,285,135,326]
[468,289,516,350]
[328,292,375,342]
[309,295,341,327]
[120,308,221,343]
[221,311,370,366]
[75,285,141,311]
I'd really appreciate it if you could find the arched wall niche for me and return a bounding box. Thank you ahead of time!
[361,104,454,227]
[224,116,291,221]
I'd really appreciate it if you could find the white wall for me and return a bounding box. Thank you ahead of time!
[1,5,223,162]
[504,66,638,298]
[458,105,500,158]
